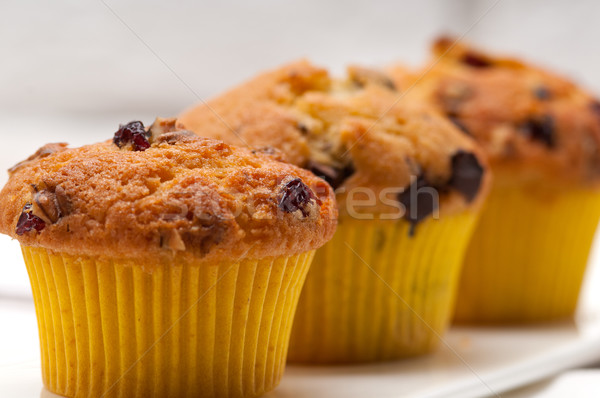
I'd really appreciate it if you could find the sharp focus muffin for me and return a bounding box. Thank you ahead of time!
[178,61,491,362]
[389,37,600,323]
[0,119,337,397]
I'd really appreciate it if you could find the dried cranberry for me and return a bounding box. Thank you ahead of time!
[461,52,492,68]
[520,115,555,148]
[278,178,319,217]
[113,121,151,151]
[15,203,46,235]
[398,175,438,236]
[307,161,355,190]
[448,151,484,202]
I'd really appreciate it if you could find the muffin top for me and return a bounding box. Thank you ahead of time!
[389,37,600,187]
[0,119,337,264]
[178,60,490,229]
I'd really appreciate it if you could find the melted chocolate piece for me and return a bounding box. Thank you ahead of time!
[398,175,438,236]
[448,151,484,202]
[15,203,46,235]
[307,161,355,190]
[113,121,151,151]
[520,115,555,148]
[461,52,492,68]
[278,178,319,218]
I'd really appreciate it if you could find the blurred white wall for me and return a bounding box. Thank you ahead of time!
[2,0,600,118]
[0,0,464,118]
[1,0,600,296]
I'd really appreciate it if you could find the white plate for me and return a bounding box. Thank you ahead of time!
[2,238,600,398]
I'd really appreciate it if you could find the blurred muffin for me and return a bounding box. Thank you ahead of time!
[178,61,491,363]
[389,37,600,323]
[0,119,336,398]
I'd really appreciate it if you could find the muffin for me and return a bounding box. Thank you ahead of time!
[178,61,491,363]
[389,37,600,323]
[0,118,337,398]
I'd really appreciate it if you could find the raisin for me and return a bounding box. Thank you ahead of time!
[113,121,151,151]
[15,203,46,235]
[307,161,355,190]
[278,178,319,218]
[398,175,438,236]
[520,115,555,148]
[462,52,492,68]
[448,151,484,202]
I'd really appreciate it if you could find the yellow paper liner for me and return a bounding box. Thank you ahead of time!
[22,247,314,398]
[456,186,600,323]
[288,212,477,363]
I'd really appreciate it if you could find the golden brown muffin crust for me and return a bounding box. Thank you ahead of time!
[178,60,490,224]
[0,121,337,264]
[389,37,600,187]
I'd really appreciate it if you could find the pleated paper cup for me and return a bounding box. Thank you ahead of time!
[22,246,314,398]
[455,184,600,323]
[287,212,478,364]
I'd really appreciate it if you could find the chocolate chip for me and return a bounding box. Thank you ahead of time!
[278,178,320,218]
[307,161,355,190]
[398,175,438,236]
[113,121,151,151]
[462,52,492,68]
[534,86,552,100]
[15,203,46,235]
[520,115,555,148]
[448,151,484,202]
